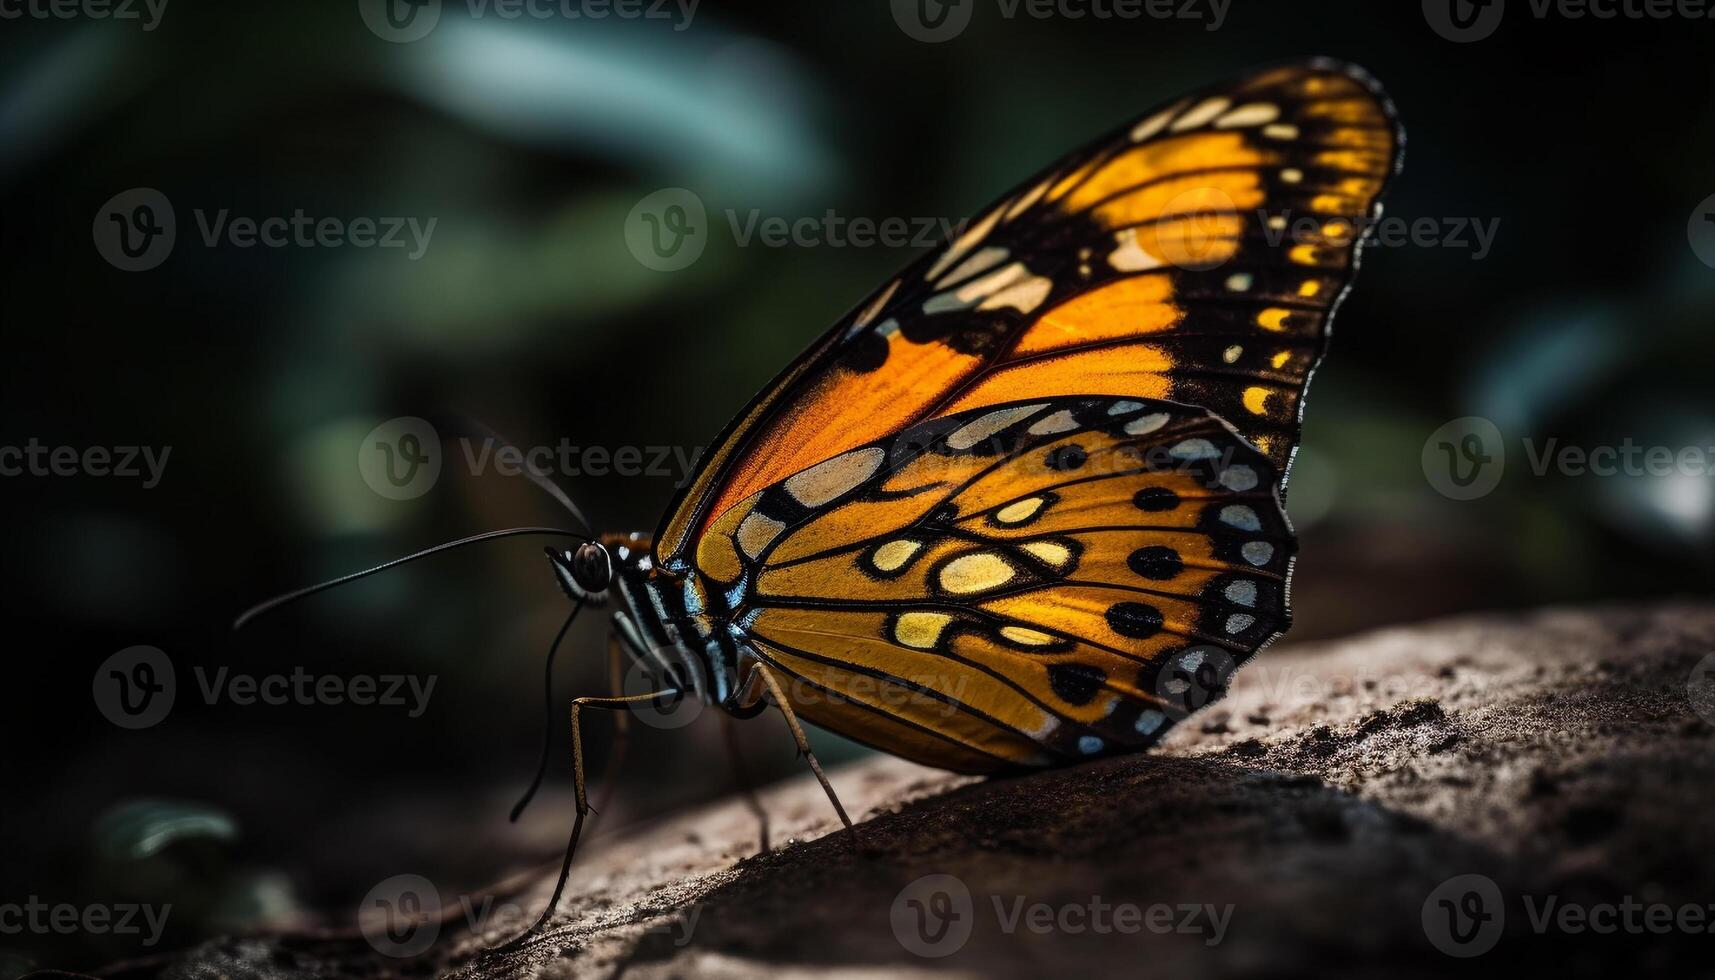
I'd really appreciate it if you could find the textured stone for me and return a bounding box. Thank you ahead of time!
[136,603,1715,978]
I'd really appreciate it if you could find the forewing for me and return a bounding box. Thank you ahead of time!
[656,60,1399,570]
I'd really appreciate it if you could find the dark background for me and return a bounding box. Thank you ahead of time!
[2,0,1712,973]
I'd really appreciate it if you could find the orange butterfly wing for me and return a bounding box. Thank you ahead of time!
[655,60,1401,575]
[705,397,1292,773]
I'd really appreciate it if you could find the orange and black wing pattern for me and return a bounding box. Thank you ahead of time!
[705,397,1292,773]
[655,59,1402,575]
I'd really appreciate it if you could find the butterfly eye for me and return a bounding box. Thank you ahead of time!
[571,542,613,592]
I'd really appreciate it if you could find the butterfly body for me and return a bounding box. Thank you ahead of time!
[550,533,773,717]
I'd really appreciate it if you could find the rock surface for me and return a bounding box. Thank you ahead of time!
[82,603,1715,978]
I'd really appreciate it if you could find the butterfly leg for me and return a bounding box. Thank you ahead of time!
[503,688,663,946]
[752,662,854,834]
[589,632,633,817]
[721,712,771,853]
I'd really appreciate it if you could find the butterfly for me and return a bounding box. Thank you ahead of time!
[240,58,1400,944]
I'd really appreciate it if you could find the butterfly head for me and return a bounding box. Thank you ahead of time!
[547,541,613,605]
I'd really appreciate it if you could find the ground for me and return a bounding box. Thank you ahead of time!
[81,602,1715,978]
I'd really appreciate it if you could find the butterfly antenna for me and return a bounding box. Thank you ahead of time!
[510,601,582,822]
[434,414,595,537]
[232,527,587,631]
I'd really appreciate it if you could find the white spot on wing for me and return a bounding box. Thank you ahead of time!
[783,447,885,507]
[948,404,1046,450]
[1108,227,1165,272]
[1220,465,1259,492]
[979,274,1053,314]
[735,511,785,558]
[1129,102,1182,142]
[853,279,899,328]
[1219,505,1261,531]
[1028,409,1079,435]
[1215,102,1281,128]
[1171,97,1232,132]
[1124,412,1171,436]
[1224,579,1258,606]
[925,208,1003,281]
[941,246,1010,286]
[1005,178,1052,220]
[1170,438,1221,460]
